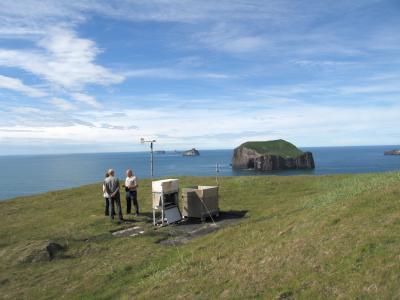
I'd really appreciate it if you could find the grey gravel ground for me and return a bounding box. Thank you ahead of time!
[111,211,247,245]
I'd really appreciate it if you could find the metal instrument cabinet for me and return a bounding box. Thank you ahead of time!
[152,179,181,225]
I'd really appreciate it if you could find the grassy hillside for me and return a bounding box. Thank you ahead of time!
[242,139,304,157]
[1,173,400,299]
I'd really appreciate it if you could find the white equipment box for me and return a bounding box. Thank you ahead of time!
[151,179,181,226]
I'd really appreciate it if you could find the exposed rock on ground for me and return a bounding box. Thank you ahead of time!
[18,240,64,263]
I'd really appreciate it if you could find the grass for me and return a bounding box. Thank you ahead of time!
[1,172,400,299]
[242,139,304,157]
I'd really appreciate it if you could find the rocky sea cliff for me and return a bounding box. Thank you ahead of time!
[232,140,315,171]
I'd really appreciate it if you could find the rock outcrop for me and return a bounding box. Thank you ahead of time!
[232,140,315,171]
[18,240,65,263]
[183,148,200,156]
[384,150,400,155]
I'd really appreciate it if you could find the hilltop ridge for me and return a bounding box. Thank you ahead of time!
[1,173,399,298]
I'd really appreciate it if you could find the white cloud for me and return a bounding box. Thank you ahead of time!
[49,98,76,110]
[196,24,269,54]
[0,0,398,153]
[2,101,397,151]
[219,36,268,53]
[124,68,232,80]
[0,74,46,97]
[0,0,390,58]
[339,84,400,95]
[0,0,362,26]
[292,59,357,67]
[71,92,102,109]
[0,28,123,90]
[70,0,292,24]
[0,1,83,37]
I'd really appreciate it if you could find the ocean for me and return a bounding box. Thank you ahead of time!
[0,145,399,201]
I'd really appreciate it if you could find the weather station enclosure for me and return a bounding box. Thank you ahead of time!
[152,179,182,225]
[181,186,219,221]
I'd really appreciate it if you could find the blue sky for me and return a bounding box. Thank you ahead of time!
[0,0,399,154]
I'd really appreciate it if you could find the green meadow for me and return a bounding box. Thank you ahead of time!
[1,173,400,299]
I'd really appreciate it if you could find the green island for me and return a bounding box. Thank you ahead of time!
[241,139,304,158]
[1,172,400,299]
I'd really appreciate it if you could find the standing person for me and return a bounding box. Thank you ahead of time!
[104,169,123,222]
[102,172,110,216]
[102,172,115,216]
[125,169,139,215]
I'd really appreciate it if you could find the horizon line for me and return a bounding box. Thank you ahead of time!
[1,144,399,157]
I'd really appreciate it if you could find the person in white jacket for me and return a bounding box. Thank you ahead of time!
[124,169,139,215]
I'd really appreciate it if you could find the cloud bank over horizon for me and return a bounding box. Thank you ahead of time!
[0,0,399,154]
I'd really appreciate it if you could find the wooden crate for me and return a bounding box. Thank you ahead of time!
[181,186,219,220]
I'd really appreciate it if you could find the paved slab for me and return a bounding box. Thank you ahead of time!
[157,210,247,245]
[110,211,247,243]
[112,226,145,237]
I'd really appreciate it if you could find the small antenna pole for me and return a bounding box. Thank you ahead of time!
[215,163,220,186]
[140,138,156,179]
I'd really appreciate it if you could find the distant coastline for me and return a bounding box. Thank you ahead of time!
[1,144,400,157]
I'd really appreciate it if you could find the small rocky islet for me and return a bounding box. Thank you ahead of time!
[182,148,200,156]
[384,149,400,155]
[232,139,315,171]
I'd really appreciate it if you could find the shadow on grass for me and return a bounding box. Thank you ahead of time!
[181,210,248,225]
[139,210,248,224]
